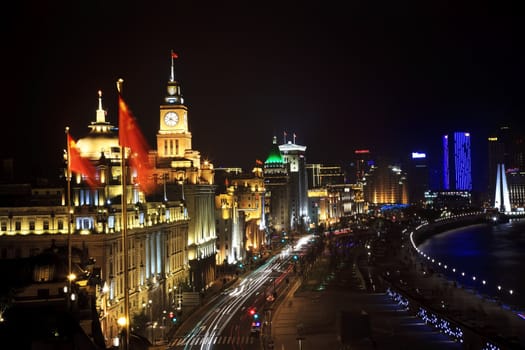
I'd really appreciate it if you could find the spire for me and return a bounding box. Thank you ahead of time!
[165,50,183,104]
[95,90,106,123]
[494,163,511,212]
[170,50,178,82]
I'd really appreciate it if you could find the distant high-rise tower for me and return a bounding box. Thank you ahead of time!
[443,132,472,191]
[406,151,429,205]
[352,149,372,185]
[363,156,408,205]
[494,163,511,212]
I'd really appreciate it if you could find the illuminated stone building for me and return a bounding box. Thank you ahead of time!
[305,162,365,230]
[214,168,245,266]
[0,91,189,347]
[279,139,309,232]
[263,137,290,235]
[214,166,266,266]
[229,165,266,255]
[151,54,216,293]
[0,54,217,346]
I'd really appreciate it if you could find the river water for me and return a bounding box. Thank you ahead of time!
[416,218,525,311]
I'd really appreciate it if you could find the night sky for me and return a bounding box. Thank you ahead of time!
[2,2,523,190]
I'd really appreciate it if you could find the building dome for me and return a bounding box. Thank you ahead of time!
[77,130,120,160]
[265,138,284,165]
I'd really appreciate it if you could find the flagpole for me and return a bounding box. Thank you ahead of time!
[117,78,130,350]
[65,127,73,308]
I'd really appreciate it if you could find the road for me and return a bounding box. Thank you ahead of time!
[167,236,316,349]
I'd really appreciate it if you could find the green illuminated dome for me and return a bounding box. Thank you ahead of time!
[265,136,283,164]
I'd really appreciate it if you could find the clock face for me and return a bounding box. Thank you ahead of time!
[164,111,178,126]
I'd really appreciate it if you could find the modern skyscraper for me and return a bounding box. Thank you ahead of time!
[442,132,472,191]
[406,151,429,205]
[363,156,408,205]
[351,149,373,185]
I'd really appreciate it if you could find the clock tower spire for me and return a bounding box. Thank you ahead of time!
[165,50,183,105]
[157,50,191,158]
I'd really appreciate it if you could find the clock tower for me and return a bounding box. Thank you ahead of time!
[157,51,192,158]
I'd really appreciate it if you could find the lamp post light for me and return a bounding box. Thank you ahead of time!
[148,299,153,343]
[117,316,127,350]
[162,310,167,342]
[142,299,153,343]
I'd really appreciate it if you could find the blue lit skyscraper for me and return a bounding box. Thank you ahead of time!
[442,132,472,191]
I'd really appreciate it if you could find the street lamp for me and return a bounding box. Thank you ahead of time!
[162,310,167,342]
[142,299,153,343]
[116,316,127,350]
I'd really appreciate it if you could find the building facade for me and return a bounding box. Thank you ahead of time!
[278,139,309,232]
[0,53,217,346]
[443,131,472,191]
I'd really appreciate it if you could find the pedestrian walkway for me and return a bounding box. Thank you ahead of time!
[271,247,464,350]
[385,240,525,350]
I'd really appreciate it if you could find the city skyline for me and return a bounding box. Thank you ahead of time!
[3,3,522,186]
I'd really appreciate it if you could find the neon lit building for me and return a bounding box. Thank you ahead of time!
[443,132,472,191]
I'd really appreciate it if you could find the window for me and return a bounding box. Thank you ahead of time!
[15,221,21,230]
[43,220,49,230]
[58,220,64,230]
[34,265,53,282]
[1,221,6,231]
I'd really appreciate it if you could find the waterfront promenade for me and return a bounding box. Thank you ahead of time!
[271,249,464,350]
[271,221,525,350]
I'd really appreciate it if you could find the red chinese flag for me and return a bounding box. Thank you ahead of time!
[118,95,155,194]
[171,51,178,59]
[68,134,98,189]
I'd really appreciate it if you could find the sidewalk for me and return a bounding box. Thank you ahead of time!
[271,245,465,350]
[384,242,525,349]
